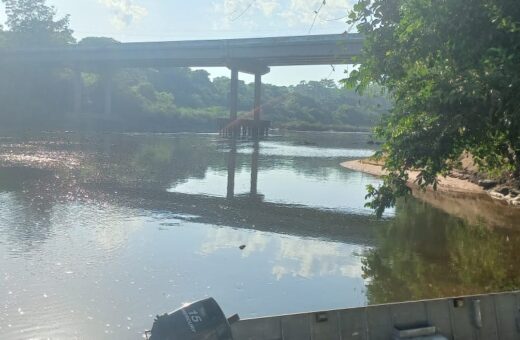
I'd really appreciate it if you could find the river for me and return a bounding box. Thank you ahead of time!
[1,131,519,339]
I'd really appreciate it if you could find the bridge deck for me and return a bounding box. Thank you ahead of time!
[0,33,363,68]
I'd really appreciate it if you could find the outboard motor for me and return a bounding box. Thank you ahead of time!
[145,298,237,340]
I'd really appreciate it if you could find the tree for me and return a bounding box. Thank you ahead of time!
[0,0,75,126]
[2,0,74,46]
[345,0,520,216]
[78,37,119,47]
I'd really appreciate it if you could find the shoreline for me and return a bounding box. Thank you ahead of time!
[341,159,520,229]
[341,159,485,194]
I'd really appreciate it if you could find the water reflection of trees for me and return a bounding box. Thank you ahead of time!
[80,134,220,190]
[362,198,520,305]
[75,134,374,195]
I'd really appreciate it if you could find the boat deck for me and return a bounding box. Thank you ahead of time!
[231,291,520,339]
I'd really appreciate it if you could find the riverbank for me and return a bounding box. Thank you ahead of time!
[341,159,485,194]
[341,159,520,228]
[341,160,488,194]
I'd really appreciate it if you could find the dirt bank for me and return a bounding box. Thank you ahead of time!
[341,159,520,228]
[341,159,485,194]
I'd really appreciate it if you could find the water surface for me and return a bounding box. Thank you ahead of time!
[1,132,519,339]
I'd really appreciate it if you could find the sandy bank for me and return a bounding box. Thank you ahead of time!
[341,159,485,194]
[341,159,520,229]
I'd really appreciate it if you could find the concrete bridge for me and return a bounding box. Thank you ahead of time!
[0,33,364,133]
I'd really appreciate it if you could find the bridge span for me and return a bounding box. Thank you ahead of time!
[0,33,364,131]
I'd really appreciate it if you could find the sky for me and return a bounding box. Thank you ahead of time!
[0,0,357,86]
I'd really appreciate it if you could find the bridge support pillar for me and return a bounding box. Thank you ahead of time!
[229,68,239,137]
[224,63,269,138]
[254,73,262,121]
[73,68,83,115]
[253,73,262,138]
[230,68,238,120]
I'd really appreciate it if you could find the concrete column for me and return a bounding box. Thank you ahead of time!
[254,73,262,121]
[230,68,238,121]
[73,68,82,114]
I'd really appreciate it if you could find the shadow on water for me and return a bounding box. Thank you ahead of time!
[0,167,64,252]
[0,133,387,252]
[105,136,386,246]
[0,167,52,192]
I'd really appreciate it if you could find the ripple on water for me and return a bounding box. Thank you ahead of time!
[1,298,80,340]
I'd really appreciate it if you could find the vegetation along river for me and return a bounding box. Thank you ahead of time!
[1,131,520,339]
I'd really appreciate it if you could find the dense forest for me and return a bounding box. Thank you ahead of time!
[0,0,389,132]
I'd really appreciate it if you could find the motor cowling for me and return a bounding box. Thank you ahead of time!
[147,298,234,340]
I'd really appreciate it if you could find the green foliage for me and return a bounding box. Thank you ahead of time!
[0,0,75,127]
[149,68,221,108]
[278,121,370,133]
[78,36,119,47]
[261,80,388,128]
[346,0,520,216]
[2,0,74,46]
[130,82,175,115]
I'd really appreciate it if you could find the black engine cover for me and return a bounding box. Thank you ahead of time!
[149,298,234,340]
